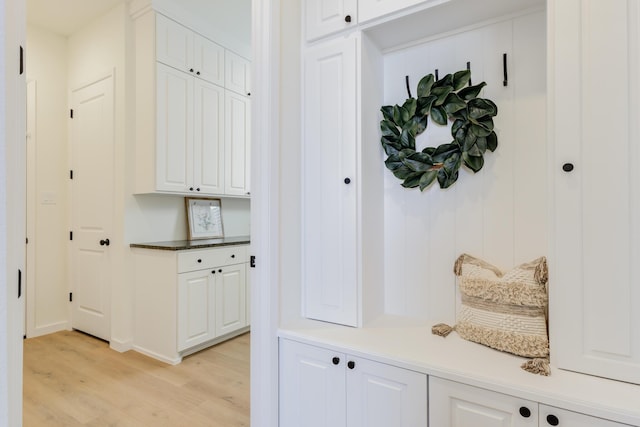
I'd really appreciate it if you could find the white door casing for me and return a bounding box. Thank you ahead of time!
[70,73,114,342]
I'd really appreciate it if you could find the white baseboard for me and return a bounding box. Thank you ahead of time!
[132,345,182,365]
[27,321,69,339]
[110,338,133,353]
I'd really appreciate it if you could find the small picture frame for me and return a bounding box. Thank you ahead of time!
[185,197,224,240]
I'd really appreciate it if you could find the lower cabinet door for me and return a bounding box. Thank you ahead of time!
[177,270,215,351]
[346,357,427,427]
[540,405,633,427]
[279,339,347,427]
[215,263,247,336]
[429,377,538,427]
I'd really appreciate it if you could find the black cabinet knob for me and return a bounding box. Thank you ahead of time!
[196,188,200,191]
[189,68,194,72]
[332,357,340,365]
[196,71,200,75]
[99,238,110,246]
[519,407,531,418]
[197,259,202,263]
[231,254,235,258]
[347,361,355,369]
[344,177,351,184]
[212,270,216,274]
[562,163,574,172]
[546,414,559,426]
[218,269,222,273]
[345,15,352,23]
[189,187,194,191]
[247,92,251,96]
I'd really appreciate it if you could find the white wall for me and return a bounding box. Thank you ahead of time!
[25,25,70,337]
[382,10,547,324]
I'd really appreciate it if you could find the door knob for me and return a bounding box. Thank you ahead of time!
[345,15,352,23]
[562,163,574,172]
[347,360,355,369]
[344,177,351,184]
[99,238,110,246]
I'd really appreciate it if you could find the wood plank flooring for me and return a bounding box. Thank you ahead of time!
[23,330,250,427]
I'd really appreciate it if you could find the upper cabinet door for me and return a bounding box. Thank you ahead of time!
[550,0,640,385]
[225,50,251,96]
[304,0,357,41]
[194,36,225,86]
[224,91,251,196]
[156,14,194,73]
[193,79,225,195]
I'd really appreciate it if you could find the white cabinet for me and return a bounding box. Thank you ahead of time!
[156,13,224,86]
[133,10,251,197]
[156,63,225,194]
[302,35,358,326]
[225,91,251,196]
[550,0,640,385]
[304,0,357,41]
[215,263,247,337]
[539,405,632,427]
[133,244,250,364]
[225,50,251,96]
[279,339,427,427]
[177,269,215,351]
[430,377,634,427]
[429,377,538,427]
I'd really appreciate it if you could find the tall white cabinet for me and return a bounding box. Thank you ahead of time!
[550,0,640,385]
[133,9,251,197]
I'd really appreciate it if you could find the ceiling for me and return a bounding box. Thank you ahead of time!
[27,0,126,36]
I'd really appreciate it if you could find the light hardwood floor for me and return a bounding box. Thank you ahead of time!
[23,330,250,426]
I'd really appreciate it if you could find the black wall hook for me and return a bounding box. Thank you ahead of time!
[435,69,439,80]
[503,53,508,86]
[405,75,412,98]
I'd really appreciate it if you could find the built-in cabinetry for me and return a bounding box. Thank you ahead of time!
[549,0,640,385]
[132,243,249,364]
[291,0,640,425]
[430,377,632,427]
[279,339,427,427]
[133,10,251,197]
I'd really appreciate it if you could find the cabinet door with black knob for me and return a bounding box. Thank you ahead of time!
[540,405,633,427]
[429,377,537,427]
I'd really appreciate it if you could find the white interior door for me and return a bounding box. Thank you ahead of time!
[70,74,114,341]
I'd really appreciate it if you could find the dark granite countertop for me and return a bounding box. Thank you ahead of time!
[130,235,250,251]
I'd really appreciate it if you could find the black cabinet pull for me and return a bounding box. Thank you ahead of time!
[189,68,194,72]
[347,361,355,369]
[197,259,202,263]
[212,270,216,274]
[189,187,194,191]
[218,269,222,273]
[231,254,235,258]
[562,163,574,172]
[332,357,340,365]
[345,15,352,23]
[546,414,559,426]
[519,407,531,418]
[344,177,351,184]
[99,239,110,246]
[196,71,201,75]
[196,188,200,191]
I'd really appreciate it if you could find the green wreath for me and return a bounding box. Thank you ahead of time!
[380,70,498,190]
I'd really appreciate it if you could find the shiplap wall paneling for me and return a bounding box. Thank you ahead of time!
[382,10,547,323]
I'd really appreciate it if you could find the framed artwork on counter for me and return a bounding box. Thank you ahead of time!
[185,197,224,240]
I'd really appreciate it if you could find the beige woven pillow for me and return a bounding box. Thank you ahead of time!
[433,253,550,374]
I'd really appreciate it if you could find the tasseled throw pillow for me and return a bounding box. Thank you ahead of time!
[432,253,550,375]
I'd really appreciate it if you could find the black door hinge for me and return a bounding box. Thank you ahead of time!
[70,170,73,179]
[70,109,74,119]
[19,46,24,75]
[18,269,22,298]
[26,237,29,244]
[250,255,256,268]
[70,231,73,241]
[69,292,73,302]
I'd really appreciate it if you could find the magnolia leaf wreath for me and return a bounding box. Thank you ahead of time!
[380,70,499,190]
